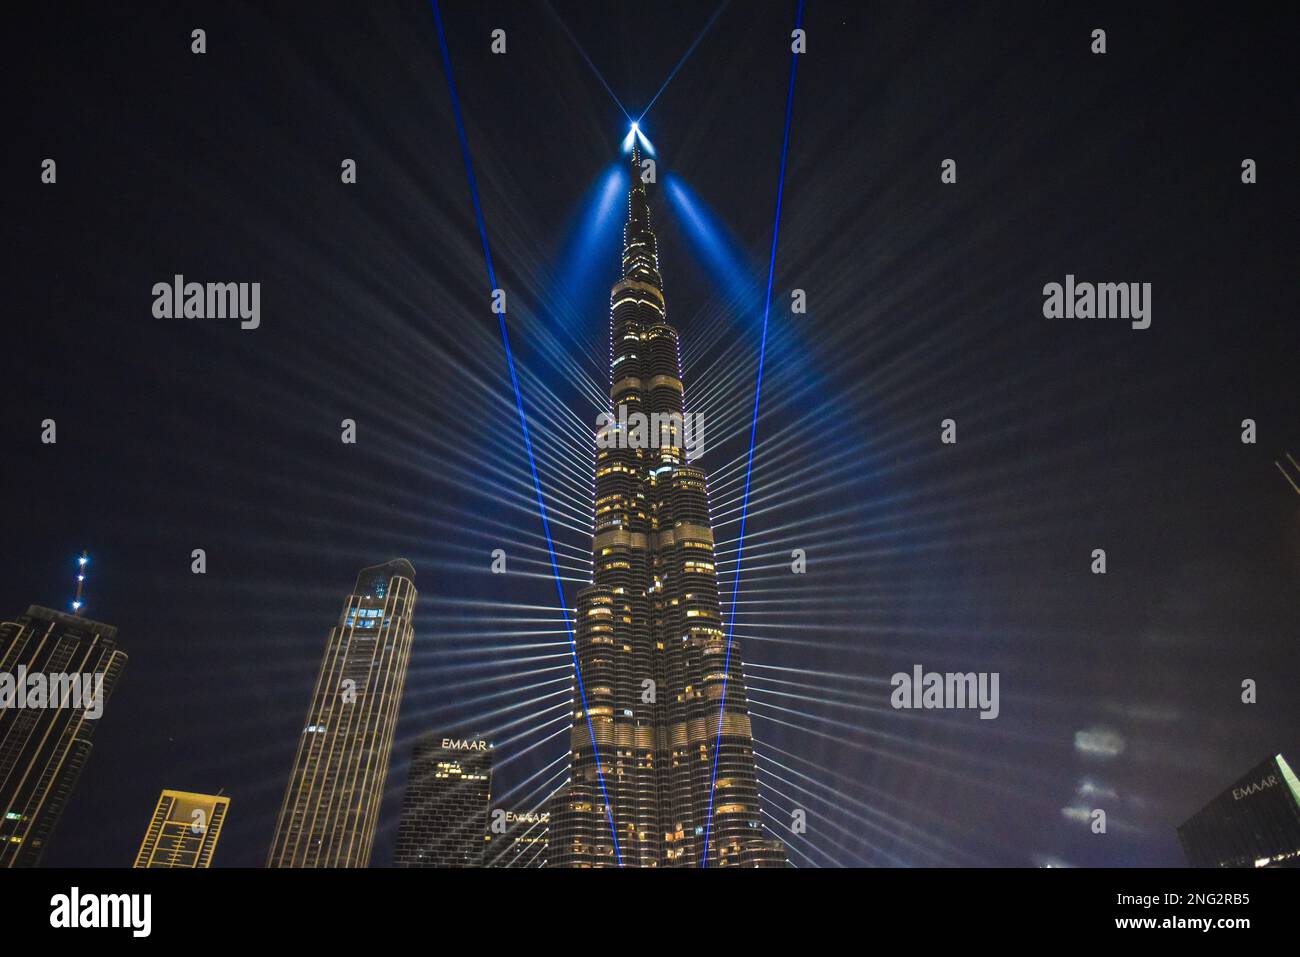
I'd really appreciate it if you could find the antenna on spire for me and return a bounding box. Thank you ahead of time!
[71,550,89,615]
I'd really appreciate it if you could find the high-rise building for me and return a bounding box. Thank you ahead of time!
[484,808,549,868]
[133,789,230,868]
[0,606,127,867]
[1178,753,1300,868]
[394,733,492,867]
[267,559,417,867]
[549,144,785,867]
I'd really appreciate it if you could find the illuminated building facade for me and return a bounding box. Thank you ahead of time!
[549,145,785,867]
[1178,753,1300,868]
[0,606,127,867]
[484,808,549,868]
[267,559,417,867]
[133,789,230,868]
[393,733,492,867]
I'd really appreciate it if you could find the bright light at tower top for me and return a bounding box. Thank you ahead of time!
[621,122,655,157]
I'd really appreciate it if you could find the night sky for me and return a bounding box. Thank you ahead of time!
[6,1,1297,868]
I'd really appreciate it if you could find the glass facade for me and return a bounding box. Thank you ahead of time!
[0,606,126,867]
[394,733,493,867]
[267,559,417,867]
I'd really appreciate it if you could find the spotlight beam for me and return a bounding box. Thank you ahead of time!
[430,0,622,864]
[756,743,990,864]
[702,0,803,867]
[637,1,730,121]
[542,0,632,122]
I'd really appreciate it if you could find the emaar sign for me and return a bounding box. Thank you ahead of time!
[1232,773,1279,801]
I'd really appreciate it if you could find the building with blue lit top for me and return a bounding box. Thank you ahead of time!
[548,143,785,867]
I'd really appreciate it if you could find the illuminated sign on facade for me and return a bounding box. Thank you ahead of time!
[1232,773,1279,801]
[1179,754,1300,868]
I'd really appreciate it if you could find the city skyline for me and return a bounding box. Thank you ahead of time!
[5,1,1298,871]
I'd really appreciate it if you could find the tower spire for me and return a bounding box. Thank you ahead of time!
[548,125,784,868]
[71,550,89,615]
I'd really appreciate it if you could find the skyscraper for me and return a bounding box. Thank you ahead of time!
[549,144,785,867]
[133,789,230,868]
[267,559,417,867]
[393,733,493,867]
[0,605,127,867]
[1178,753,1300,868]
[484,808,549,868]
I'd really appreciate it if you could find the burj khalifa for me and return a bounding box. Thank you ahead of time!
[548,139,786,867]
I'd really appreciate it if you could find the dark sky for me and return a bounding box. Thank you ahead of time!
[5,1,1297,868]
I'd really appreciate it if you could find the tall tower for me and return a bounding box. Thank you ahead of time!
[0,606,127,867]
[393,733,493,867]
[133,789,230,868]
[267,559,417,867]
[550,142,785,867]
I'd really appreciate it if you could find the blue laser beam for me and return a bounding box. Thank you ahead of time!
[430,0,623,866]
[701,0,803,868]
[543,0,632,122]
[545,0,720,137]
[637,0,730,121]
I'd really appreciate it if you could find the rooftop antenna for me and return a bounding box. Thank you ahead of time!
[71,550,89,615]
